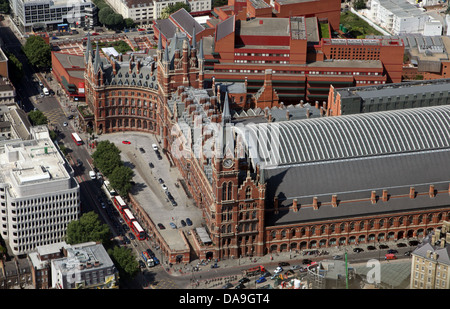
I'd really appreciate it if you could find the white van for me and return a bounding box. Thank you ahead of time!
[43,87,49,96]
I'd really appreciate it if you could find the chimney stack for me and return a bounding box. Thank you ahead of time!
[312,197,318,210]
[371,191,377,204]
[292,199,298,212]
[410,187,415,199]
[429,184,435,198]
[331,195,338,207]
[382,189,388,202]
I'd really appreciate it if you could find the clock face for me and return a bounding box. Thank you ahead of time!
[223,158,233,168]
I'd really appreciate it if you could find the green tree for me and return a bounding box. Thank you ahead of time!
[160,2,191,19]
[22,36,51,70]
[107,246,139,279]
[124,18,135,29]
[98,6,114,25]
[353,0,366,10]
[28,110,48,125]
[109,165,133,197]
[66,211,111,245]
[92,140,122,176]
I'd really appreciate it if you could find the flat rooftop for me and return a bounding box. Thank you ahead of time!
[238,18,290,37]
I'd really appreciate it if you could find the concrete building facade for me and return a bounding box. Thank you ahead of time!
[0,126,80,256]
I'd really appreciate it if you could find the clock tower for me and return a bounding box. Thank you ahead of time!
[210,93,266,259]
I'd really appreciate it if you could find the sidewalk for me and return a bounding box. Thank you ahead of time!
[166,239,415,278]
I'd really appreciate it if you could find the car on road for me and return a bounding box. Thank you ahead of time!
[409,240,420,246]
[290,265,303,270]
[332,255,342,260]
[158,178,164,184]
[302,259,312,265]
[353,247,364,253]
[139,147,145,153]
[149,162,154,168]
[278,262,290,267]
[67,115,74,120]
[186,218,192,226]
[157,152,163,160]
[239,277,250,284]
[152,143,158,150]
[161,183,168,191]
[169,222,177,229]
[63,122,68,127]
[367,245,376,250]
[128,232,135,240]
[139,260,146,268]
[404,251,412,256]
[222,283,233,289]
[157,223,165,229]
[274,266,283,274]
[256,276,267,284]
[122,140,131,144]
[169,198,177,207]
[180,220,186,227]
[234,283,245,289]
[387,249,398,254]
[49,89,55,96]
[379,244,389,249]
[76,159,82,167]
[123,236,131,244]
[397,243,407,248]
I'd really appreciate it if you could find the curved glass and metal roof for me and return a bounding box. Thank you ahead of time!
[235,105,450,168]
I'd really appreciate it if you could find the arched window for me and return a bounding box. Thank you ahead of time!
[227,182,232,200]
[222,183,227,201]
[245,186,252,199]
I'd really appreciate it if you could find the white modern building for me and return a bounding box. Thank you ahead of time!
[51,241,119,289]
[367,0,431,35]
[0,126,80,256]
[104,0,211,26]
[9,0,96,33]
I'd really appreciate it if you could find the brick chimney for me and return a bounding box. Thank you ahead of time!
[312,197,318,210]
[331,195,338,207]
[292,199,298,212]
[382,189,388,202]
[371,191,377,204]
[429,184,435,198]
[409,187,415,199]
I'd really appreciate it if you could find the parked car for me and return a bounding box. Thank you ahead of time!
[158,178,164,184]
[139,147,145,153]
[157,223,165,229]
[152,143,158,150]
[161,183,168,191]
[278,262,290,267]
[332,255,342,260]
[387,249,398,254]
[290,265,303,270]
[186,218,193,226]
[239,277,250,284]
[302,259,312,265]
[367,246,376,251]
[180,220,186,227]
[353,247,364,253]
[222,283,233,289]
[170,222,177,229]
[122,140,131,144]
[256,276,267,284]
[379,244,389,249]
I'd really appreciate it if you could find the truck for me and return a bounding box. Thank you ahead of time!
[142,251,155,267]
[242,265,265,277]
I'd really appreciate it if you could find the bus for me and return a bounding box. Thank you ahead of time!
[130,220,146,240]
[123,208,136,225]
[71,132,83,146]
[113,196,127,214]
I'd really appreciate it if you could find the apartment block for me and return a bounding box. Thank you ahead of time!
[411,221,450,289]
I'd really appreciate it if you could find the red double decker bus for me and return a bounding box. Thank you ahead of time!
[71,132,83,146]
[130,220,146,240]
[123,208,136,225]
[113,196,127,214]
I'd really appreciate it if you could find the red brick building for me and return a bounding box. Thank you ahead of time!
[201,15,404,105]
[84,18,449,263]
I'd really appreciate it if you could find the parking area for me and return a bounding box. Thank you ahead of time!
[96,132,203,246]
